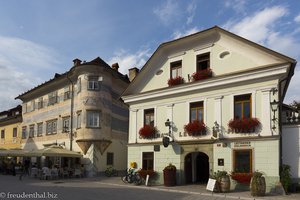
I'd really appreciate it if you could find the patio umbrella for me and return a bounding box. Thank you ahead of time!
[26,146,82,158]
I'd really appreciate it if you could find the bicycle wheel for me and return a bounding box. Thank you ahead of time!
[121,176,127,183]
[134,173,142,185]
[127,174,133,183]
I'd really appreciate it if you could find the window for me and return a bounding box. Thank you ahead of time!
[170,61,182,79]
[87,77,99,90]
[37,123,43,137]
[31,100,35,111]
[87,111,100,128]
[77,78,81,93]
[142,152,154,170]
[1,130,4,139]
[234,94,251,119]
[38,97,43,109]
[144,109,154,127]
[48,91,58,105]
[62,117,70,132]
[233,149,252,173]
[22,126,27,139]
[29,125,35,138]
[190,101,204,122]
[23,103,28,113]
[107,152,114,165]
[46,120,57,135]
[64,86,71,100]
[77,111,82,128]
[197,53,210,71]
[13,128,17,138]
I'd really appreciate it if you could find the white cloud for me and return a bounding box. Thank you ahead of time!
[172,27,199,39]
[0,36,61,111]
[224,6,288,44]
[294,13,300,23]
[186,1,197,25]
[224,0,247,14]
[223,5,300,103]
[108,49,151,75]
[153,0,179,25]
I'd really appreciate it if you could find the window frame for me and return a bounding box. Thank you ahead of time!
[29,124,35,138]
[37,123,43,137]
[13,127,17,138]
[62,117,70,133]
[196,53,210,71]
[46,120,58,135]
[87,77,100,91]
[0,129,4,139]
[22,126,27,139]
[37,97,43,109]
[234,94,252,119]
[86,110,101,128]
[48,91,58,106]
[64,86,71,101]
[144,108,155,127]
[233,149,253,173]
[142,152,154,170]
[77,111,82,129]
[106,152,114,166]
[170,60,182,79]
[77,78,81,93]
[190,101,204,122]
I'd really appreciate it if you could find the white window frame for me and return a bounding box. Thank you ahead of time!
[77,111,82,129]
[86,111,101,128]
[22,126,27,139]
[46,120,57,135]
[87,77,100,91]
[37,123,43,137]
[29,124,35,138]
[64,86,71,101]
[48,91,58,105]
[62,117,70,132]
[38,97,43,109]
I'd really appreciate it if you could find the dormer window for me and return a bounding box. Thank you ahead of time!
[170,61,182,79]
[197,53,210,71]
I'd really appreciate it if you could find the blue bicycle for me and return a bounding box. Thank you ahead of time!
[121,168,142,185]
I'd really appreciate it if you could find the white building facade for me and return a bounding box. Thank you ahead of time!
[122,26,296,191]
[16,58,130,176]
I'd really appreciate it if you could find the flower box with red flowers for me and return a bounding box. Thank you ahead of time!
[137,169,157,180]
[139,125,156,139]
[184,120,207,136]
[191,68,212,81]
[228,118,260,133]
[168,76,184,86]
[231,172,253,184]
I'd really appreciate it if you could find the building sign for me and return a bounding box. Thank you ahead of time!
[206,178,216,192]
[234,141,251,147]
[218,158,224,166]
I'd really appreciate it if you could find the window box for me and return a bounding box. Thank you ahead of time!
[167,76,184,86]
[191,68,212,81]
[139,125,156,139]
[184,120,206,136]
[231,172,253,184]
[228,118,260,133]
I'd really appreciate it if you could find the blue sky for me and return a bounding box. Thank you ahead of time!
[0,0,300,110]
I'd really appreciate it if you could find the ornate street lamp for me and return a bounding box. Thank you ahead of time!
[270,99,279,129]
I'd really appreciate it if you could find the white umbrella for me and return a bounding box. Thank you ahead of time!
[27,146,82,158]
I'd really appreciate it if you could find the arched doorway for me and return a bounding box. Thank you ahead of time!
[185,152,209,184]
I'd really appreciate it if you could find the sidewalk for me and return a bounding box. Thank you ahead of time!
[95,176,300,200]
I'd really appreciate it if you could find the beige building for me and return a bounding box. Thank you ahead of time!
[16,57,130,176]
[122,26,296,191]
[0,105,22,149]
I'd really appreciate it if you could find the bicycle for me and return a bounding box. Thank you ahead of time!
[104,166,118,177]
[121,168,142,185]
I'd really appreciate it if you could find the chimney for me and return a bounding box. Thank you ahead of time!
[128,67,139,82]
[112,63,119,71]
[73,58,82,66]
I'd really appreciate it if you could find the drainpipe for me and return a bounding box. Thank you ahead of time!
[67,73,74,151]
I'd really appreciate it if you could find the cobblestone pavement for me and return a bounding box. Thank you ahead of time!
[0,175,300,200]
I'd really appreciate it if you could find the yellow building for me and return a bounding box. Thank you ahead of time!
[0,105,22,149]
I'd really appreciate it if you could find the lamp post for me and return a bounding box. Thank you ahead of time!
[270,99,279,129]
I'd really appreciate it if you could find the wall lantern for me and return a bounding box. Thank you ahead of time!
[270,99,279,129]
[163,119,173,148]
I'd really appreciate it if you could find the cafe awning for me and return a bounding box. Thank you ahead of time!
[26,146,82,158]
[0,149,28,157]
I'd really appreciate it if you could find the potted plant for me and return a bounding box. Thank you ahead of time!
[191,68,212,81]
[184,120,206,136]
[139,125,156,139]
[163,163,176,186]
[168,76,184,86]
[212,171,230,193]
[250,171,266,196]
[137,169,157,180]
[228,118,260,133]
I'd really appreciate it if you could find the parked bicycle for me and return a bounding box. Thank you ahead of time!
[104,166,118,177]
[121,168,142,185]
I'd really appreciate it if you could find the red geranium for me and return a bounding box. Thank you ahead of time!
[139,125,156,139]
[228,118,260,133]
[192,68,212,81]
[184,120,206,136]
[168,76,184,86]
[231,173,253,184]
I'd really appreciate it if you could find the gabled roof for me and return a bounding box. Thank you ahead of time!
[122,26,296,97]
[16,57,129,100]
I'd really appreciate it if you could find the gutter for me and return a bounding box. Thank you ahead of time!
[66,72,74,151]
